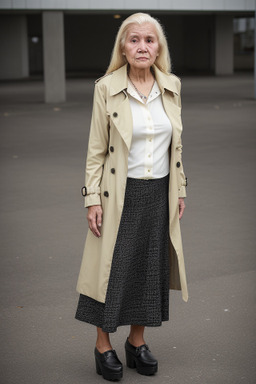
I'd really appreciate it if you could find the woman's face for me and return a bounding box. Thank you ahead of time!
[123,23,159,70]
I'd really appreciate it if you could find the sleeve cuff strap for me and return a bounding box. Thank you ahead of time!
[86,186,101,195]
[84,193,101,208]
[178,186,187,198]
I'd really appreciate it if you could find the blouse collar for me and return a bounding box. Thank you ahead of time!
[127,78,161,104]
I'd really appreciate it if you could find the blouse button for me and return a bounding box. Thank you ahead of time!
[104,191,109,197]
[113,112,118,118]
[111,168,115,174]
[110,146,114,152]
[176,161,181,168]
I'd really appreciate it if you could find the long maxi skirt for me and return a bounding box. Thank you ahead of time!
[75,175,170,333]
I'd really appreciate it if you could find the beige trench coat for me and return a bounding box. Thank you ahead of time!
[76,64,188,303]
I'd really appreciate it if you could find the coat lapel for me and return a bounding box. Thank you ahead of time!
[108,65,133,150]
[155,65,182,150]
[110,94,133,151]
[162,94,182,150]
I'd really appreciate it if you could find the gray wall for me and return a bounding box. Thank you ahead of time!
[184,15,215,73]
[27,15,43,75]
[64,14,121,75]
[0,15,29,79]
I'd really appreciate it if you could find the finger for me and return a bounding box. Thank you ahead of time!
[88,214,100,237]
[91,221,101,237]
[93,226,101,237]
[96,210,102,229]
[179,204,184,219]
[91,215,101,237]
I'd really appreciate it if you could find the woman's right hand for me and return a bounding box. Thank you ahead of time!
[87,205,103,238]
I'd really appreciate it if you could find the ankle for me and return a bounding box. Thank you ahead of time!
[128,335,145,347]
[96,341,113,354]
[96,327,112,353]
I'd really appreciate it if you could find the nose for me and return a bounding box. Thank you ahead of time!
[138,40,147,53]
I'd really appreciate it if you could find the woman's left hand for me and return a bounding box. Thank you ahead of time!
[178,198,185,219]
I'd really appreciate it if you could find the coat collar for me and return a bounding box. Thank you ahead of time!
[109,64,180,96]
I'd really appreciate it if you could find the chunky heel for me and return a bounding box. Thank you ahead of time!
[125,350,136,369]
[95,356,102,375]
[125,338,158,376]
[94,348,123,381]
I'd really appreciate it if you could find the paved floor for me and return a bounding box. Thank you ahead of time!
[0,74,256,384]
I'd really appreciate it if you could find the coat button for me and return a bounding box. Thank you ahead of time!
[110,146,114,152]
[104,191,109,197]
[111,168,115,174]
[81,186,87,196]
[176,161,181,168]
[113,112,118,118]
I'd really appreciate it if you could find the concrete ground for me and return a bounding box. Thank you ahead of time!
[0,73,255,384]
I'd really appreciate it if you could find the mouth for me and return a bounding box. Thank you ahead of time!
[136,57,149,61]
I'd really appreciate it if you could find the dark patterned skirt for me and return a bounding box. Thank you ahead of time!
[75,175,170,333]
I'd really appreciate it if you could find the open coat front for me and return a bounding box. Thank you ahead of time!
[76,64,188,303]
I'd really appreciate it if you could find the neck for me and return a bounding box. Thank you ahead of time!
[128,66,153,83]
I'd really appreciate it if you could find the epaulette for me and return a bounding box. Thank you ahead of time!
[95,72,113,84]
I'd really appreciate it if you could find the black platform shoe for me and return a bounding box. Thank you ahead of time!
[94,347,123,381]
[125,338,158,376]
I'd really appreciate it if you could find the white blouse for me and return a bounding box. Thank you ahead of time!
[127,79,172,179]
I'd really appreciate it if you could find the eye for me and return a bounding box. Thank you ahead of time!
[131,38,137,43]
[147,38,153,43]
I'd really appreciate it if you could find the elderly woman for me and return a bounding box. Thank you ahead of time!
[75,12,188,381]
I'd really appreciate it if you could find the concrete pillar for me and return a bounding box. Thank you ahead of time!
[42,11,66,103]
[0,15,29,80]
[215,15,234,75]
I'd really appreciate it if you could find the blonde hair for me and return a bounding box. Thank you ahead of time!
[106,13,171,74]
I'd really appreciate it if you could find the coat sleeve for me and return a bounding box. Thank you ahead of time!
[177,90,187,199]
[83,82,109,208]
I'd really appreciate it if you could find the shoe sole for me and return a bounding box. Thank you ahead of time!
[125,349,158,376]
[95,356,123,381]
